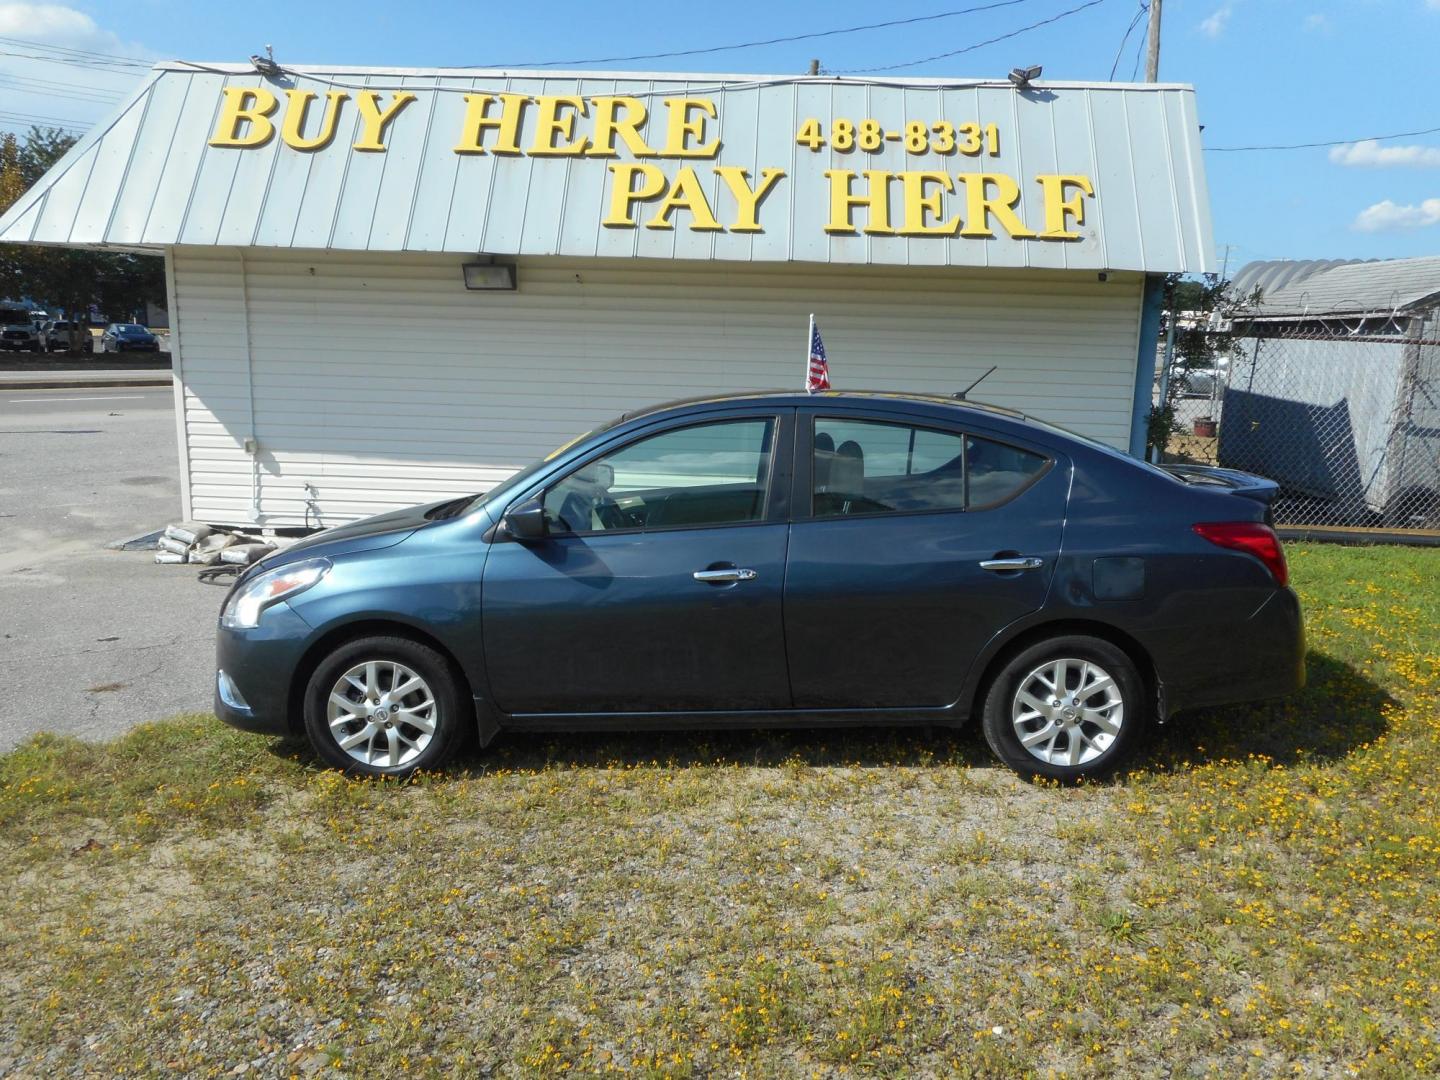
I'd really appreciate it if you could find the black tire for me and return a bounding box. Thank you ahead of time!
[980,634,1147,781]
[303,635,468,778]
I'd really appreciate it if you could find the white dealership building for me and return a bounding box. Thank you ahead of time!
[0,63,1214,527]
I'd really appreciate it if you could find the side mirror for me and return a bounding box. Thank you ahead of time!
[502,496,549,542]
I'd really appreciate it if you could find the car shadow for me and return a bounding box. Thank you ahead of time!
[265,650,1393,780]
[267,721,996,774]
[1126,649,1395,774]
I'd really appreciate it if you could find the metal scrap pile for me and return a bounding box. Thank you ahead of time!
[154,521,280,566]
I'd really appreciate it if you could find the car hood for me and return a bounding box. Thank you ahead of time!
[258,501,446,569]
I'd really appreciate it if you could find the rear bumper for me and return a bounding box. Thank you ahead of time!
[1162,587,1305,715]
[214,602,312,736]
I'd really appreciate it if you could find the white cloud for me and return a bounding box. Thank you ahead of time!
[1352,198,1440,233]
[1330,140,1440,168]
[1199,5,1233,37]
[1303,13,1331,32]
[0,2,146,54]
[0,4,155,137]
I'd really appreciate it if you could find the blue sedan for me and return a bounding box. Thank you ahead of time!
[100,322,159,352]
[214,391,1304,781]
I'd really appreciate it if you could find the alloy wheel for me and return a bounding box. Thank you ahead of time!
[325,659,438,769]
[1010,657,1124,768]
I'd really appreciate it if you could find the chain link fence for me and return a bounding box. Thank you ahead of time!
[1161,307,1440,533]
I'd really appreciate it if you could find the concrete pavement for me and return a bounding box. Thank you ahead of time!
[0,385,221,750]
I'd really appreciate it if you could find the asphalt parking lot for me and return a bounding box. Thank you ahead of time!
[0,385,220,750]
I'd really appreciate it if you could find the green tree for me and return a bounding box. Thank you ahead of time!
[1144,273,1259,459]
[0,133,24,215]
[0,126,166,354]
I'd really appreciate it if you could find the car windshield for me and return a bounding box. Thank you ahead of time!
[459,414,629,515]
[116,324,144,333]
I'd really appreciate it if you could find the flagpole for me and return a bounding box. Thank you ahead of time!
[805,312,815,392]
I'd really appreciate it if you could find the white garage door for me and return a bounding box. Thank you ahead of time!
[168,247,1143,527]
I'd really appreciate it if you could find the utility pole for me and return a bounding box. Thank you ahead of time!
[808,58,820,76]
[1145,0,1163,81]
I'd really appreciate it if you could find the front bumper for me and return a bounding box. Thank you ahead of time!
[214,601,313,736]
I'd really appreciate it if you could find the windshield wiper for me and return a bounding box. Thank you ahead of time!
[424,494,481,520]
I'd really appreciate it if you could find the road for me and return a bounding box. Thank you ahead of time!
[0,386,221,750]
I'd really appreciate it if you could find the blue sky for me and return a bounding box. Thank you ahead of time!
[1,0,1437,273]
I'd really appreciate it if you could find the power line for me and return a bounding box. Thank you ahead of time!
[477,0,1044,69]
[235,65,1003,98]
[0,114,86,134]
[0,33,153,67]
[0,108,87,125]
[0,87,120,108]
[1109,3,1147,81]
[838,0,1109,74]
[1207,122,1440,153]
[0,70,123,97]
[0,48,149,72]
[1129,8,1147,80]
[0,76,123,106]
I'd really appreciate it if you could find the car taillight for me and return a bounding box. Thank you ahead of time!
[1192,521,1288,587]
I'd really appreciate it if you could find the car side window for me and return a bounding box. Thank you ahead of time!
[964,434,1049,509]
[811,418,1047,517]
[543,418,775,534]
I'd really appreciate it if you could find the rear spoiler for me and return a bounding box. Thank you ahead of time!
[1159,464,1280,507]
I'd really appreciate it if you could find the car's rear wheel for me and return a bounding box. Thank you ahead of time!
[302,635,467,777]
[980,635,1147,781]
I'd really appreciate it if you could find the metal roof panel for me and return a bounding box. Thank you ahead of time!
[0,64,1214,273]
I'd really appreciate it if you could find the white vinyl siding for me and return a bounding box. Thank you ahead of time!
[170,247,1143,527]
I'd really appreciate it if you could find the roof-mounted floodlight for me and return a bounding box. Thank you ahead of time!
[251,45,281,77]
[1008,65,1043,88]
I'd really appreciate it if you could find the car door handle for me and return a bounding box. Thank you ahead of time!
[693,568,758,583]
[978,556,1045,572]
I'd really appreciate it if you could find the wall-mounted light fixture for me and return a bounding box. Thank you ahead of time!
[462,262,517,291]
[1008,65,1042,89]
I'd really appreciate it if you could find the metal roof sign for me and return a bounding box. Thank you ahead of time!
[0,65,1215,273]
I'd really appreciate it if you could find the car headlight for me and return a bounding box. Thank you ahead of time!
[220,558,330,629]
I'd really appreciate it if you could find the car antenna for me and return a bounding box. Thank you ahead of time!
[952,365,997,400]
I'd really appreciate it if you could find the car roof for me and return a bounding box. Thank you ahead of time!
[612,389,1028,427]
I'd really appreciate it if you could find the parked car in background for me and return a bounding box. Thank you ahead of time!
[214,391,1305,784]
[40,320,93,353]
[1,313,41,352]
[99,323,159,353]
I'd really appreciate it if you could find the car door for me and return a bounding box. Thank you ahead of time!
[784,411,1069,709]
[482,410,795,714]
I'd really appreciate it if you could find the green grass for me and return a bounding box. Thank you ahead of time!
[2,543,1437,1077]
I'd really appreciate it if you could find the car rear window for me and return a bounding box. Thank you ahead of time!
[1020,414,1186,485]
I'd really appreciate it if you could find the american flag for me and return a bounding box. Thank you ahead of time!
[806,315,830,393]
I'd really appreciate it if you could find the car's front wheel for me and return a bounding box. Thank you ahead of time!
[980,635,1147,781]
[302,635,468,777]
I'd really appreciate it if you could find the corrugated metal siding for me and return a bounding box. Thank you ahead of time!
[171,247,1143,527]
[2,66,1214,273]
[1234,256,1440,317]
